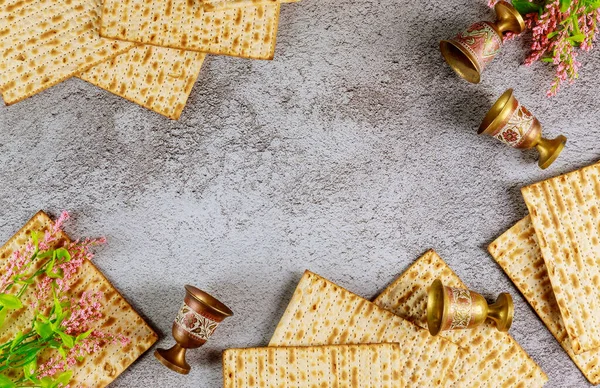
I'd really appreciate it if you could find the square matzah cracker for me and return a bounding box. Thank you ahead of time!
[78,45,206,120]
[100,1,279,59]
[489,216,600,384]
[223,343,402,388]
[269,270,461,387]
[373,249,548,388]
[521,163,600,354]
[0,0,134,105]
[0,211,158,387]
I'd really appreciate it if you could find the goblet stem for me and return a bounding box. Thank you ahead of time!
[536,135,567,169]
[486,293,514,332]
[155,343,191,375]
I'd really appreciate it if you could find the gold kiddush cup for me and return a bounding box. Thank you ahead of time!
[427,279,513,336]
[479,88,567,169]
[155,285,233,374]
[440,1,525,83]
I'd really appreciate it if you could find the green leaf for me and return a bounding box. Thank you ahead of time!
[37,250,53,259]
[14,278,34,285]
[18,351,41,367]
[560,0,571,12]
[52,290,62,318]
[0,308,7,329]
[45,258,63,279]
[586,0,600,11]
[30,231,42,251]
[34,321,54,340]
[10,331,25,351]
[39,377,53,388]
[572,15,581,34]
[54,248,71,263]
[0,294,23,310]
[54,370,73,386]
[0,374,16,388]
[75,329,93,343]
[57,332,74,349]
[512,0,542,14]
[569,33,586,42]
[58,346,67,360]
[23,358,37,379]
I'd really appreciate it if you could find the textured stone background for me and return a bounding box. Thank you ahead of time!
[1,0,600,386]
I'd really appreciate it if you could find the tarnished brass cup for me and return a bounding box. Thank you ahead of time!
[154,285,233,374]
[440,1,525,83]
[427,279,513,336]
[479,89,567,169]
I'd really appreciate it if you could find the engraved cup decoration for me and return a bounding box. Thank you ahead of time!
[479,89,567,169]
[427,279,513,336]
[440,1,525,83]
[155,285,233,374]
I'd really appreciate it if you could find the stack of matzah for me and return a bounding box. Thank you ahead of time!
[489,162,600,384]
[374,250,547,387]
[0,211,157,387]
[224,269,463,387]
[0,0,297,119]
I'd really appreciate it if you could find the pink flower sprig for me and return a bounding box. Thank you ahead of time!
[493,0,600,96]
[34,236,107,308]
[0,212,127,388]
[38,331,130,380]
[36,292,130,381]
[61,291,104,336]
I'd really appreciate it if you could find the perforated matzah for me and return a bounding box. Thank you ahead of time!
[489,216,600,384]
[0,0,134,104]
[521,163,600,354]
[201,0,296,12]
[100,1,280,59]
[78,45,206,119]
[373,249,548,388]
[0,212,157,387]
[223,343,402,388]
[269,270,461,387]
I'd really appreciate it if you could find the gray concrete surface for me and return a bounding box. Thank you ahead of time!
[1,0,600,386]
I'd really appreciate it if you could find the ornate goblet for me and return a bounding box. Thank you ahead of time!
[479,88,567,169]
[154,285,233,374]
[427,279,513,336]
[440,1,525,83]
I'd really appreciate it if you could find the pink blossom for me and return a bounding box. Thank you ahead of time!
[52,211,70,234]
[508,0,600,95]
[0,251,29,292]
[37,355,67,378]
[62,291,104,335]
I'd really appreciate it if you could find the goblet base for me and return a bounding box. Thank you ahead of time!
[155,344,191,375]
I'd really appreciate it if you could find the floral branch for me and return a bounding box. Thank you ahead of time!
[490,0,600,95]
[0,212,125,388]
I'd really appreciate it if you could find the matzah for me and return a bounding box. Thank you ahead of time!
[489,216,600,384]
[0,0,134,105]
[78,45,206,119]
[521,163,600,354]
[0,211,158,387]
[100,1,280,59]
[373,249,548,388]
[202,0,296,12]
[269,270,461,387]
[223,343,402,388]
